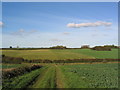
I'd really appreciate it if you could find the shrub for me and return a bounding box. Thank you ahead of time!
[50,45,67,49]
[81,45,90,49]
[92,46,111,51]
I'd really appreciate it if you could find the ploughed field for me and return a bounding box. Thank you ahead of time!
[2,63,118,88]
[2,49,119,60]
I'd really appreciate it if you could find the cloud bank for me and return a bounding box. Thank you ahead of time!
[67,21,112,28]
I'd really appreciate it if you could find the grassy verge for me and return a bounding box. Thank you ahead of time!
[2,65,42,79]
[2,67,44,89]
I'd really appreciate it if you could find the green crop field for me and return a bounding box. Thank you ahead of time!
[59,63,118,88]
[1,49,119,60]
[2,63,119,88]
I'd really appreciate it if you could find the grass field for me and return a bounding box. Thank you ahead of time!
[2,49,119,60]
[2,63,118,88]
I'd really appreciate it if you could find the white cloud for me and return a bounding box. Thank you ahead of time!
[11,29,38,36]
[62,32,70,35]
[67,21,112,28]
[0,21,3,27]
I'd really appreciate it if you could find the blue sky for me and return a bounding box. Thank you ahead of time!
[2,2,118,48]
[2,0,119,2]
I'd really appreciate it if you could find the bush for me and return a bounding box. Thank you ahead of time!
[81,45,90,49]
[91,46,111,51]
[50,45,67,49]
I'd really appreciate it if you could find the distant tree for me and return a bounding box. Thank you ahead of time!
[10,46,12,48]
[50,45,67,49]
[81,45,90,49]
[104,45,118,48]
[92,46,111,51]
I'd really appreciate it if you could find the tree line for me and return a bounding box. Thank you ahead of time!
[1,44,119,51]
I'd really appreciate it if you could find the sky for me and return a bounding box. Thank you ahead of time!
[0,2,2,48]
[2,0,119,2]
[1,2,118,48]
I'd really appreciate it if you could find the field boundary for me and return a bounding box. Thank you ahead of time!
[2,55,120,64]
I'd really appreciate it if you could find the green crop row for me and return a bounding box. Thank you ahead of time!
[60,63,118,88]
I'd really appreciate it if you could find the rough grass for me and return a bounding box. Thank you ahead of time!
[2,49,119,60]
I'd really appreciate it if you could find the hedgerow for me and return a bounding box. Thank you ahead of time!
[2,55,119,64]
[2,64,42,79]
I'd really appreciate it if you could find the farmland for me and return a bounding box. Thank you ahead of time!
[59,63,118,88]
[1,48,119,60]
[1,48,119,89]
[2,63,118,88]
[2,1,119,89]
